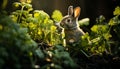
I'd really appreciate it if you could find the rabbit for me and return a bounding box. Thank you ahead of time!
[59,6,85,44]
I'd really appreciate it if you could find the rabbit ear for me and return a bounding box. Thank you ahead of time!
[74,7,81,18]
[68,6,73,15]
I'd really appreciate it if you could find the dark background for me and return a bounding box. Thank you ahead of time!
[4,0,120,24]
[33,0,120,22]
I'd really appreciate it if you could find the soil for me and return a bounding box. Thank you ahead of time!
[77,53,120,69]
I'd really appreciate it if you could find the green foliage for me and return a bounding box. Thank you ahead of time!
[108,6,120,55]
[80,16,112,54]
[80,7,120,55]
[109,16,120,26]
[39,45,78,69]
[91,25,109,34]
[52,10,63,22]
[113,6,120,16]
[10,1,63,45]
[78,18,90,26]
[0,14,39,68]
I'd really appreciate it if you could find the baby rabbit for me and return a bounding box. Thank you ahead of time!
[59,6,85,44]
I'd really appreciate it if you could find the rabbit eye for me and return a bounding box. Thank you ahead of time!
[66,18,71,23]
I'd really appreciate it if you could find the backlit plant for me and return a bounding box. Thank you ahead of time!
[10,1,63,45]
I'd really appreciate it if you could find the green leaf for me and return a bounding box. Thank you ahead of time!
[109,16,120,26]
[91,25,108,33]
[52,10,63,22]
[78,18,90,26]
[35,48,44,59]
[25,3,32,9]
[113,6,120,16]
[13,2,21,8]
[103,33,112,40]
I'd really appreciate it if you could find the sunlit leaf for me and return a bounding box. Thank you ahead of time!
[91,37,101,43]
[26,0,32,4]
[113,6,120,16]
[25,3,32,9]
[13,2,21,8]
[52,10,63,22]
[91,25,98,33]
[109,18,116,26]
[38,29,42,35]
[9,15,18,22]
[91,25,108,33]
[0,24,3,30]
[109,16,120,26]
[28,22,36,29]
[78,18,89,26]
[51,26,56,32]
[103,33,112,40]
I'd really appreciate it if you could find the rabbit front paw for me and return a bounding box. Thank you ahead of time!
[69,39,75,43]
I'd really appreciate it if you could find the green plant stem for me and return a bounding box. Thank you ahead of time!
[18,6,25,23]
[80,50,90,57]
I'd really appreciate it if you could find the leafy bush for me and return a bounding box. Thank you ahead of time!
[0,14,39,68]
[89,6,120,55]
[36,45,78,69]
[80,7,120,56]
[10,1,63,46]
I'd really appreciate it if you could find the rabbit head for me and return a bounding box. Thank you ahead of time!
[60,6,81,29]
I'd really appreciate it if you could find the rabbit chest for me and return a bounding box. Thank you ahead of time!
[64,28,84,44]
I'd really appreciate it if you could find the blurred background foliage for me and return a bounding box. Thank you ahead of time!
[0,12,38,68]
[0,0,120,69]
